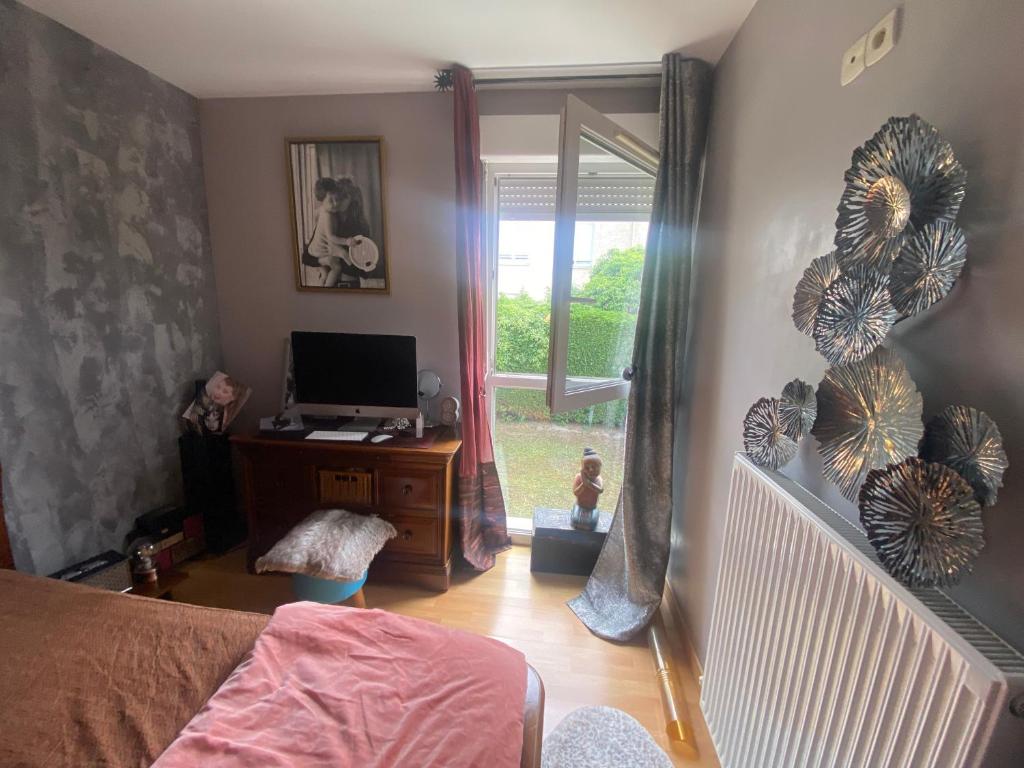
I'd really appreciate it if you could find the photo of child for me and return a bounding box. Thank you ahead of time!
[182,371,252,435]
[306,177,372,288]
[288,138,389,294]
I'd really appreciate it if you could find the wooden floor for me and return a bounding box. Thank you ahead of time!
[177,543,718,766]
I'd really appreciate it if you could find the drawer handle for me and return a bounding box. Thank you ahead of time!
[402,529,414,541]
[402,484,413,496]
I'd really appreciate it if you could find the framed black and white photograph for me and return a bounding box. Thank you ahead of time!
[286,137,389,293]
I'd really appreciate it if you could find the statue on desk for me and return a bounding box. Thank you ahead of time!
[570,447,604,531]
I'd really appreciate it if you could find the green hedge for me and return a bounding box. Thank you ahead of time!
[494,294,635,428]
[495,295,637,379]
[493,247,641,428]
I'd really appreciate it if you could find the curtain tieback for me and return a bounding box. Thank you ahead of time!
[622,365,638,381]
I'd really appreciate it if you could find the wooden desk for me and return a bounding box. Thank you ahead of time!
[232,429,461,591]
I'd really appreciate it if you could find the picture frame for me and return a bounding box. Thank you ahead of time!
[285,136,390,294]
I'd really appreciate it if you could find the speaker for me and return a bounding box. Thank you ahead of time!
[179,433,246,554]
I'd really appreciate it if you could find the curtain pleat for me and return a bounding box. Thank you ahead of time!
[452,65,511,571]
[568,54,712,640]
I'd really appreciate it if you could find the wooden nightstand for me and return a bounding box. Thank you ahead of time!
[130,571,187,600]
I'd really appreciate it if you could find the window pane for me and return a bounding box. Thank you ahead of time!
[492,387,626,519]
[562,136,651,394]
[495,219,553,375]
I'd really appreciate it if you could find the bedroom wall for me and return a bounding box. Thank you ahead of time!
[671,0,1024,659]
[0,0,221,573]
[200,86,658,433]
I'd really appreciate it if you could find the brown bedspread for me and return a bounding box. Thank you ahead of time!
[0,570,268,768]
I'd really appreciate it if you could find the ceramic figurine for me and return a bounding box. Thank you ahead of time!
[571,447,604,531]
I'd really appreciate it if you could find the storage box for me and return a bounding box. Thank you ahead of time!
[529,507,611,576]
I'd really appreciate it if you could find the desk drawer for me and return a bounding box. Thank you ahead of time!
[318,469,374,506]
[380,471,438,511]
[382,514,438,557]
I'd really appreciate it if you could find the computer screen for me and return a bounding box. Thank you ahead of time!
[291,331,418,409]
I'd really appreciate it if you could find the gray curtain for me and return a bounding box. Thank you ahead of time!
[568,54,712,641]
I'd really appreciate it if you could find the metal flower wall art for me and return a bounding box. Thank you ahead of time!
[889,220,967,316]
[811,347,924,500]
[812,266,896,365]
[859,458,985,588]
[792,251,841,336]
[743,114,1008,588]
[779,379,816,441]
[919,405,1008,507]
[742,397,797,471]
[835,114,967,274]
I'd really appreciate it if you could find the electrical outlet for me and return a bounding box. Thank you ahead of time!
[865,8,899,67]
[841,34,867,86]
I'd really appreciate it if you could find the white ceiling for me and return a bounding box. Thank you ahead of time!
[19,0,756,98]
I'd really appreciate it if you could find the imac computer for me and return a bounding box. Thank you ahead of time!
[287,331,419,426]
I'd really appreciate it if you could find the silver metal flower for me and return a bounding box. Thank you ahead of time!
[779,379,816,441]
[743,397,797,470]
[889,220,967,316]
[812,266,897,366]
[859,457,984,588]
[919,405,1008,507]
[835,115,967,274]
[812,346,923,500]
[792,252,841,336]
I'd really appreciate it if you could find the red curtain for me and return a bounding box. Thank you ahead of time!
[452,65,510,571]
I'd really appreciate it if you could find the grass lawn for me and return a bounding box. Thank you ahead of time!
[492,419,625,519]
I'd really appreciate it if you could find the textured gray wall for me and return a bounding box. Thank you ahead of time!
[671,0,1024,660]
[0,0,221,573]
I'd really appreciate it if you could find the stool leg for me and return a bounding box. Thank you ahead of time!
[348,588,367,609]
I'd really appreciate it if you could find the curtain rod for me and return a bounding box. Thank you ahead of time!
[434,64,661,91]
[474,73,661,89]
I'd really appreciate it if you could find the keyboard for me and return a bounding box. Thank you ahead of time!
[305,430,367,442]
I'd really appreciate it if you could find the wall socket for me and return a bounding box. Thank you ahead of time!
[841,6,901,86]
[841,34,868,86]
[865,9,899,66]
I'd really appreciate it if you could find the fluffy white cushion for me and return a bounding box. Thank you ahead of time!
[255,509,396,581]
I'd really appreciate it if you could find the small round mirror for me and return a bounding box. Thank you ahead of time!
[417,369,442,400]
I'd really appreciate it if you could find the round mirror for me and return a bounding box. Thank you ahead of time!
[417,369,442,400]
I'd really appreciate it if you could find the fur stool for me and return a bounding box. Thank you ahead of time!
[254,509,396,606]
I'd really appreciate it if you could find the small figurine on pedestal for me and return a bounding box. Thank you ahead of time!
[571,447,604,531]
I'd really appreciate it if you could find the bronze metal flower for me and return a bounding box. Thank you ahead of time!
[835,115,966,274]
[859,458,984,588]
[792,252,841,336]
[812,266,896,366]
[812,346,923,500]
[919,405,1008,507]
[743,397,797,470]
[889,220,967,316]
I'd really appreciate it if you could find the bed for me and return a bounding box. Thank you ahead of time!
[0,495,543,767]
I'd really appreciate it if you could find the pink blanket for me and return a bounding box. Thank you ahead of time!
[153,603,527,767]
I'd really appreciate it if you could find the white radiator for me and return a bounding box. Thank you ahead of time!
[701,454,1024,768]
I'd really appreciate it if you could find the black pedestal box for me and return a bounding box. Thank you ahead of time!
[529,507,611,576]
[179,433,246,554]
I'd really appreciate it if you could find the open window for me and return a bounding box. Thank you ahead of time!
[546,95,659,413]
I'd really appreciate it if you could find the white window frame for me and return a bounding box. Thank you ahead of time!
[483,160,558,434]
[546,94,659,414]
